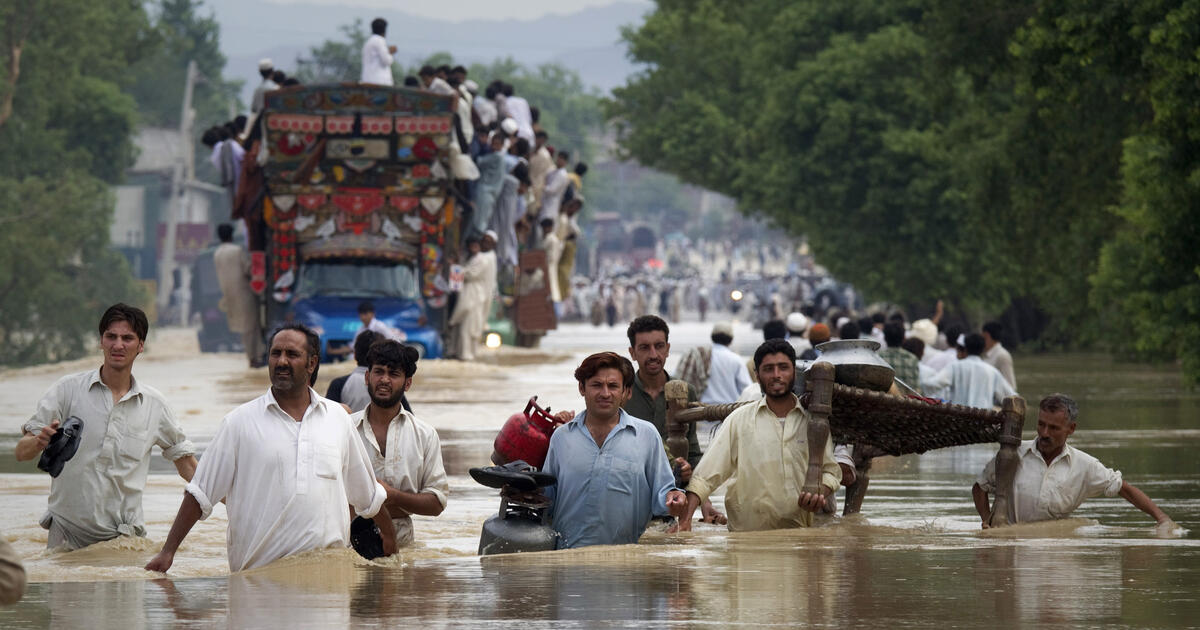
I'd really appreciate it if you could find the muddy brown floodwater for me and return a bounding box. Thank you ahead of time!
[0,321,1197,628]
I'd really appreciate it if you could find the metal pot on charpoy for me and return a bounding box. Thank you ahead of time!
[813,339,895,392]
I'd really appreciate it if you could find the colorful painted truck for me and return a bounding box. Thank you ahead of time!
[253,84,460,360]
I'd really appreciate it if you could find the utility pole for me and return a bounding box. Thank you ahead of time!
[157,60,197,324]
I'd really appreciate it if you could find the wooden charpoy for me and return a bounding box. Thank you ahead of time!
[664,361,1026,526]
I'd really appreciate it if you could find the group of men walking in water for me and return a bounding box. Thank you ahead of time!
[9,303,1175,582]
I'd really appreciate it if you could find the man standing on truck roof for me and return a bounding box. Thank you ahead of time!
[360,18,397,86]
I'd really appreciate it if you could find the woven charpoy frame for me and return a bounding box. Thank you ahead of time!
[826,384,1003,457]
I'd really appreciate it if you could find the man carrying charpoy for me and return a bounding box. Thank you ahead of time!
[680,339,841,532]
[973,393,1175,532]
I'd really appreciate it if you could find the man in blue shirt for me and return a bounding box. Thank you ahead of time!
[543,352,687,548]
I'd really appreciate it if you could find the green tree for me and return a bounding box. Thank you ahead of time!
[0,0,150,366]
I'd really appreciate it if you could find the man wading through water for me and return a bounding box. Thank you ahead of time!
[145,325,396,573]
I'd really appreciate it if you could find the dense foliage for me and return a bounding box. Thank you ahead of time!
[610,0,1200,382]
[0,0,235,365]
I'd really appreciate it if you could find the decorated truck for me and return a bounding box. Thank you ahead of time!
[252,84,460,360]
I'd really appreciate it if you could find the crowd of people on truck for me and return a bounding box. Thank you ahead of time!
[349,17,591,356]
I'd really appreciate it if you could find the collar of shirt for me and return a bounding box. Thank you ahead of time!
[962,355,985,365]
[87,367,143,404]
[1018,441,1074,467]
[353,405,411,455]
[264,387,322,421]
[631,370,672,399]
[752,393,803,419]
[565,408,643,439]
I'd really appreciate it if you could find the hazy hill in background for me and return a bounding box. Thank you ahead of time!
[206,0,651,103]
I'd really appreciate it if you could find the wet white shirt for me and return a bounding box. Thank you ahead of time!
[351,407,449,546]
[977,441,1123,523]
[360,34,393,85]
[24,369,195,549]
[925,356,1016,409]
[700,343,752,404]
[687,395,841,531]
[186,388,386,572]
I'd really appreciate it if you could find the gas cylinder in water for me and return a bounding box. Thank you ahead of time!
[478,498,560,555]
[491,397,559,469]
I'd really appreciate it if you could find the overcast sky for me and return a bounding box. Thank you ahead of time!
[261,0,650,22]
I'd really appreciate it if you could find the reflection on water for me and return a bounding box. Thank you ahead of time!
[1,325,1199,627]
[5,534,1198,628]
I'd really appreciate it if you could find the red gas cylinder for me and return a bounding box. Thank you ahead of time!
[491,397,561,469]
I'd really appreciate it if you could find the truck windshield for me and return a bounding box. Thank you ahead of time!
[295,260,419,300]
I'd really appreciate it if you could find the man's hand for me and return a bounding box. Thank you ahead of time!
[388,45,397,54]
[665,490,687,519]
[552,410,575,425]
[35,421,59,450]
[980,519,991,530]
[699,499,727,525]
[381,533,398,556]
[673,457,692,483]
[15,420,59,461]
[144,550,175,573]
[797,491,826,513]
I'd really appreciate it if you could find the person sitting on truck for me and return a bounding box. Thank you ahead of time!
[419,65,454,95]
[360,18,396,86]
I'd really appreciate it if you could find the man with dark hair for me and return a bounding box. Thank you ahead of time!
[900,336,936,396]
[499,82,533,143]
[538,150,570,223]
[361,18,396,85]
[17,304,197,550]
[681,339,841,532]
[356,301,404,344]
[213,223,264,368]
[925,333,1015,409]
[145,324,396,573]
[542,352,687,548]
[878,321,920,393]
[981,320,1016,389]
[973,394,1174,531]
[418,64,454,95]
[838,320,860,342]
[338,330,379,413]
[528,130,553,212]
[925,323,963,372]
[351,340,448,547]
[621,316,725,525]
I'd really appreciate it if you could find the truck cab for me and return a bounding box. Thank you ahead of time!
[292,258,443,360]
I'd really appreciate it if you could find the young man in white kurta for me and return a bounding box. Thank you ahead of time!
[185,388,387,571]
[349,339,448,547]
[683,340,841,531]
[351,407,448,546]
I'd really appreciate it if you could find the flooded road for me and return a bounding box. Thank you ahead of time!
[1,321,1197,627]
